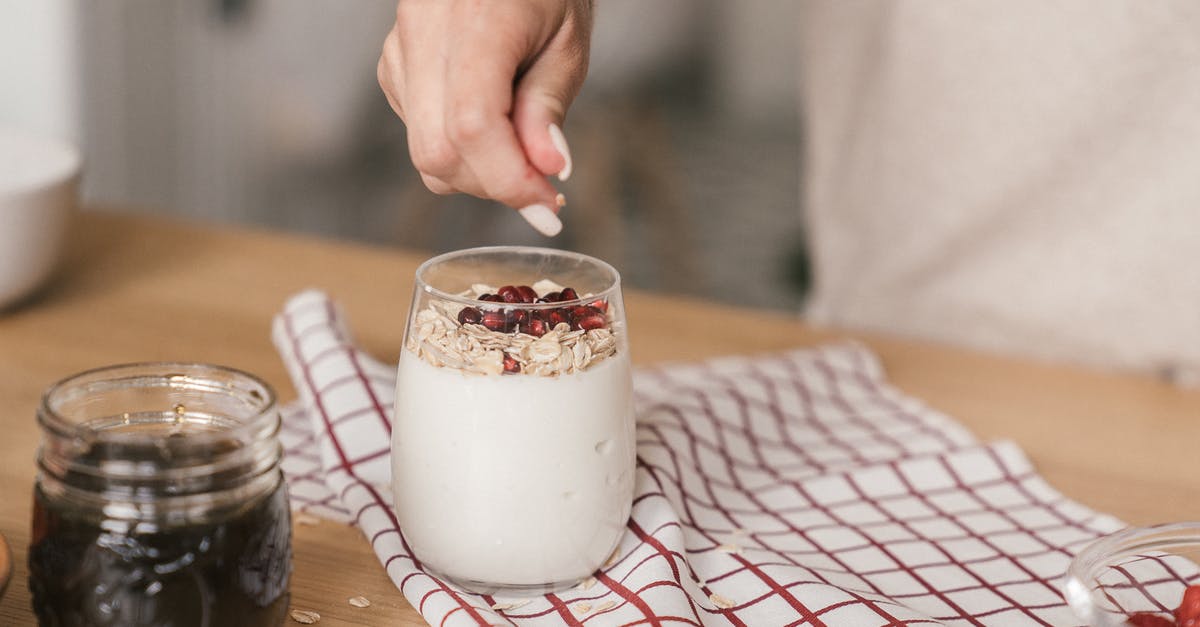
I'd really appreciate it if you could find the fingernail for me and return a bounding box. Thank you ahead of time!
[518,204,562,237]
[548,123,572,181]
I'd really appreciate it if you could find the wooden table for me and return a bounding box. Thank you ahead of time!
[1,211,1196,625]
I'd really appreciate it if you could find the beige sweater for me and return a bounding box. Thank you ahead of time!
[797,1,1200,381]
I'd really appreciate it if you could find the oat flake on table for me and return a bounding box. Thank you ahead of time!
[289,609,320,624]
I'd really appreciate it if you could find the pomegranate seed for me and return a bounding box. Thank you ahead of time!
[578,313,606,330]
[565,305,599,330]
[457,307,482,325]
[516,285,537,303]
[548,309,569,327]
[590,299,608,313]
[1177,586,1200,624]
[511,309,528,325]
[538,291,561,303]
[559,287,579,301]
[480,311,508,332]
[478,293,502,303]
[1128,613,1175,627]
[524,317,548,337]
[502,353,521,374]
[498,285,521,303]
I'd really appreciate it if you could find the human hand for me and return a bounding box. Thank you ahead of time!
[378,0,593,236]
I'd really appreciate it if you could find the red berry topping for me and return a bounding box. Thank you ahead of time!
[516,285,537,303]
[590,299,609,313]
[548,309,569,327]
[457,307,482,325]
[523,316,548,337]
[502,353,520,374]
[1128,613,1175,627]
[563,305,602,330]
[1177,585,1200,625]
[577,313,606,330]
[478,293,502,303]
[538,291,562,303]
[480,311,509,332]
[498,285,521,303]
[559,287,579,301]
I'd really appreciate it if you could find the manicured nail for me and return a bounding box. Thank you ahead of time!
[548,123,572,181]
[518,204,562,237]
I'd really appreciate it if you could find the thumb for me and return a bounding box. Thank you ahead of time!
[512,47,588,182]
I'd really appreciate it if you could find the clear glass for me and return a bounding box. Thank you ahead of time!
[392,246,636,595]
[29,363,291,627]
[1063,523,1200,626]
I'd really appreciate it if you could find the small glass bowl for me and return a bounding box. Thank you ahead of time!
[1063,522,1200,626]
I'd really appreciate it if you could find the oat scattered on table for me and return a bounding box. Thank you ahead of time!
[348,596,370,608]
[572,602,592,615]
[290,609,321,624]
[294,514,322,526]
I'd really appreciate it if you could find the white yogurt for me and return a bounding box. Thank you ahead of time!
[391,349,635,591]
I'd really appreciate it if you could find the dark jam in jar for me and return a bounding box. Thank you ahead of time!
[29,364,292,627]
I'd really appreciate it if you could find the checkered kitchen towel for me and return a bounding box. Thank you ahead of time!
[272,289,1129,626]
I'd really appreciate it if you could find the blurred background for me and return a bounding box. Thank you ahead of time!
[0,0,807,311]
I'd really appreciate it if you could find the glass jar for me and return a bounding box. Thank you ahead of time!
[29,363,291,627]
[392,246,636,595]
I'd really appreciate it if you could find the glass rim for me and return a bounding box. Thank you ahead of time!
[414,245,622,309]
[38,361,278,443]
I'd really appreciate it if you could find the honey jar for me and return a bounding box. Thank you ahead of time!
[29,363,291,626]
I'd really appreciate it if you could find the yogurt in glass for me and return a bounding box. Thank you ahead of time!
[391,247,635,594]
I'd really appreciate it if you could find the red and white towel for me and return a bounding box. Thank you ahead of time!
[273,289,1129,626]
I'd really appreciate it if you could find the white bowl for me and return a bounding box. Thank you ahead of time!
[0,129,80,310]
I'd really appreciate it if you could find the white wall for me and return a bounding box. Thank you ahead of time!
[0,0,81,142]
[76,0,395,220]
[711,1,801,126]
